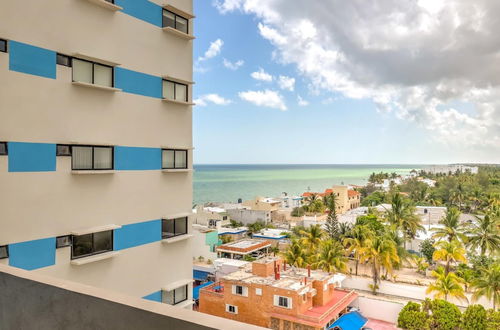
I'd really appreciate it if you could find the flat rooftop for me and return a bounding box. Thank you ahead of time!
[217,239,271,254]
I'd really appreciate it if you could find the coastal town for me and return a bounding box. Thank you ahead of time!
[189,164,499,329]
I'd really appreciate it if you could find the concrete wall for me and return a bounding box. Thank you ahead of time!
[352,296,404,323]
[227,209,271,225]
[0,264,265,330]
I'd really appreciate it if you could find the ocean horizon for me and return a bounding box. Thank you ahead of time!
[193,164,426,205]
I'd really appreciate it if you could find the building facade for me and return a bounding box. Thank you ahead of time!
[199,258,357,330]
[0,0,195,309]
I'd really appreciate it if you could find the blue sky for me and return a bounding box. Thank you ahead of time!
[192,0,500,164]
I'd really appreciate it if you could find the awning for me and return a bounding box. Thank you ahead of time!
[193,269,212,281]
[329,311,367,329]
[193,281,214,300]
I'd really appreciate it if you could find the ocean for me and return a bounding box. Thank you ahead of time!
[193,164,424,205]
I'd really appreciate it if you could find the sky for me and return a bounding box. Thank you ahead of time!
[192,0,500,165]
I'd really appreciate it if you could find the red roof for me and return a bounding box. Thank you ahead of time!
[348,190,360,197]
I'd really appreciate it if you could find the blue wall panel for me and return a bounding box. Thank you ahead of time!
[114,219,162,250]
[8,142,56,172]
[116,0,163,27]
[143,290,162,302]
[8,237,56,271]
[114,146,161,170]
[115,68,162,99]
[9,41,56,79]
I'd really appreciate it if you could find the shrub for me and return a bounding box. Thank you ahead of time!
[428,299,461,330]
[419,239,436,263]
[462,305,487,330]
[397,301,429,330]
[486,309,500,330]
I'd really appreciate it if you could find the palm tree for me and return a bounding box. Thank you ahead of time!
[337,222,353,241]
[466,212,500,256]
[299,225,324,254]
[313,240,348,273]
[344,225,373,275]
[432,240,467,274]
[359,236,399,289]
[426,267,467,302]
[471,264,500,310]
[432,208,467,243]
[385,194,424,249]
[282,240,307,268]
[450,183,467,210]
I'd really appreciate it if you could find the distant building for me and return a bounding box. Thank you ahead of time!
[192,205,230,228]
[199,257,357,329]
[218,227,248,242]
[216,239,271,260]
[227,208,272,225]
[302,185,360,214]
[253,228,290,247]
[243,197,282,212]
[426,165,478,175]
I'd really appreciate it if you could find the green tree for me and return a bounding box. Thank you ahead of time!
[299,225,324,254]
[282,240,307,268]
[361,191,386,207]
[486,309,500,330]
[324,193,339,239]
[419,238,436,264]
[431,207,467,243]
[397,301,429,330]
[385,193,424,249]
[428,299,462,330]
[432,240,467,274]
[426,267,467,303]
[344,225,373,275]
[359,235,399,290]
[471,264,500,310]
[466,212,500,256]
[462,305,487,330]
[312,239,348,273]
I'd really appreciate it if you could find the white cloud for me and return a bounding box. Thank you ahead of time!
[297,95,309,106]
[223,58,245,70]
[278,75,295,91]
[215,0,500,153]
[239,90,287,111]
[198,39,224,62]
[195,94,232,107]
[251,68,273,82]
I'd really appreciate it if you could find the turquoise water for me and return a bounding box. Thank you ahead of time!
[193,164,424,204]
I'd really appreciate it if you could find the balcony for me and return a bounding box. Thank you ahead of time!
[0,264,265,329]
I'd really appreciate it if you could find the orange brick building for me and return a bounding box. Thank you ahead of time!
[199,257,357,330]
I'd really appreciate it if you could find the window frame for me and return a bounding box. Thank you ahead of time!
[278,296,289,308]
[162,79,188,102]
[56,235,72,249]
[56,53,72,67]
[71,230,114,260]
[161,148,188,169]
[72,57,115,87]
[0,245,8,260]
[226,304,238,314]
[71,145,114,171]
[235,285,243,295]
[162,9,189,34]
[0,39,7,53]
[0,142,8,156]
[56,144,72,156]
[161,217,188,239]
[164,285,188,305]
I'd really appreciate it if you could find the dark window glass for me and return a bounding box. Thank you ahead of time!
[56,145,71,156]
[279,296,288,308]
[162,217,188,239]
[104,0,115,3]
[72,231,113,259]
[56,54,72,67]
[72,145,113,170]
[162,10,188,34]
[56,235,71,248]
[0,39,6,53]
[162,149,188,169]
[163,285,188,305]
[228,305,236,313]
[0,142,7,155]
[0,245,8,259]
[235,286,243,295]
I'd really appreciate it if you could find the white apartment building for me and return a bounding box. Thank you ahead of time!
[426,164,478,174]
[0,0,195,309]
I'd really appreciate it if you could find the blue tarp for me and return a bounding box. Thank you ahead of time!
[193,269,211,281]
[193,281,214,300]
[329,311,367,330]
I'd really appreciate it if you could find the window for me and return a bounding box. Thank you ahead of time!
[232,285,248,297]
[162,80,188,102]
[163,285,188,305]
[105,0,115,3]
[162,149,188,169]
[0,39,7,53]
[162,217,188,239]
[56,235,71,248]
[71,230,113,259]
[274,295,292,309]
[0,245,8,259]
[72,58,113,87]
[72,145,113,170]
[235,285,243,295]
[56,144,72,156]
[0,142,7,155]
[226,304,238,314]
[255,288,262,296]
[57,54,72,67]
[162,10,188,34]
